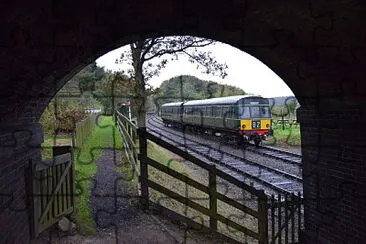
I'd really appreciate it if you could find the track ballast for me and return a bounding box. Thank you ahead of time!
[146,115,303,197]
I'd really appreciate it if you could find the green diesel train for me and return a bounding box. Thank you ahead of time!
[161,95,273,146]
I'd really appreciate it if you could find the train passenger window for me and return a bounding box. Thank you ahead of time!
[212,107,220,117]
[222,106,231,118]
[222,106,229,115]
[207,107,212,116]
[217,107,223,117]
[198,106,203,115]
[227,106,237,118]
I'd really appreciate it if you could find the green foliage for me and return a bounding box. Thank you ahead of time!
[286,99,297,116]
[92,72,134,115]
[63,62,106,94]
[269,96,298,119]
[40,98,88,134]
[40,62,107,133]
[265,124,301,147]
[156,75,245,106]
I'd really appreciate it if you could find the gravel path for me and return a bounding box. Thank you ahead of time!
[90,149,138,232]
[89,149,178,243]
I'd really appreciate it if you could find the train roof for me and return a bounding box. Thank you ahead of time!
[183,95,264,106]
[161,101,184,107]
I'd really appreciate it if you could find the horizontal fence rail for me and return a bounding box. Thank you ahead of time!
[115,110,139,173]
[115,111,304,244]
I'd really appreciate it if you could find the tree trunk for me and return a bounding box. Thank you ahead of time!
[131,42,147,128]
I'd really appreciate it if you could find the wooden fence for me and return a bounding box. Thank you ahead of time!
[268,193,303,244]
[27,146,75,238]
[73,114,97,148]
[115,111,304,244]
[115,111,139,173]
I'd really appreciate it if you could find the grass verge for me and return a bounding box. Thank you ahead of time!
[74,116,123,235]
[265,124,301,147]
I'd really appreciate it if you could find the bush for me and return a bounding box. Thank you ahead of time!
[40,98,88,134]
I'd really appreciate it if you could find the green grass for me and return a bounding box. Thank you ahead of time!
[74,116,123,235]
[265,124,301,147]
[147,141,187,174]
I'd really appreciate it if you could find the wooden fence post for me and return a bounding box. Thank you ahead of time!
[26,159,38,238]
[138,127,149,210]
[209,165,217,230]
[258,190,268,244]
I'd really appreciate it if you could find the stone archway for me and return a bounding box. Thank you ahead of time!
[1,1,366,243]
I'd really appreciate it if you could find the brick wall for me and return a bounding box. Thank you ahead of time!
[298,105,366,243]
[0,123,43,243]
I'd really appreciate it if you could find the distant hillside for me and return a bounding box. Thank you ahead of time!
[267,96,299,118]
[267,96,297,108]
[155,75,245,106]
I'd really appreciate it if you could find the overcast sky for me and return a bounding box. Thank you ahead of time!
[96,42,294,98]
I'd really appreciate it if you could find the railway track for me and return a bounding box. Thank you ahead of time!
[151,115,302,166]
[146,115,303,196]
[245,144,301,166]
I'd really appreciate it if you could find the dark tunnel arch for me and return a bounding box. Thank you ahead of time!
[1,1,366,243]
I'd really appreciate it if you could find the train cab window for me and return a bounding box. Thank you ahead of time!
[260,107,271,117]
[250,106,271,118]
[239,106,250,119]
[250,107,260,118]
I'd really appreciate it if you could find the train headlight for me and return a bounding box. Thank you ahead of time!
[266,124,270,128]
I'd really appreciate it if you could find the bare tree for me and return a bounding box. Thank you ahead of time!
[116,36,228,127]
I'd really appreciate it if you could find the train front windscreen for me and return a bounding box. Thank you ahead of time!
[238,97,271,119]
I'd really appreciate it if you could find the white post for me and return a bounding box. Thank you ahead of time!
[128,100,132,121]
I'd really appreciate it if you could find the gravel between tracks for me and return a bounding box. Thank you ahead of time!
[150,119,302,179]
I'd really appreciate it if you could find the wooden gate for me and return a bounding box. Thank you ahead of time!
[28,146,75,237]
[268,193,303,244]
